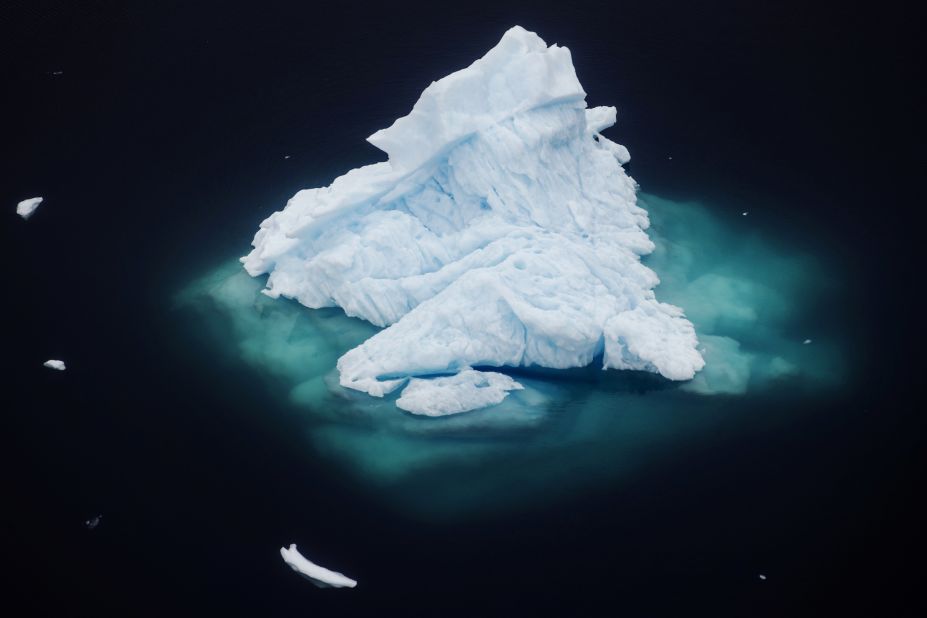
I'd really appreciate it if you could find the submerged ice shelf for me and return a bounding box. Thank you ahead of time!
[242,26,704,415]
[180,188,843,514]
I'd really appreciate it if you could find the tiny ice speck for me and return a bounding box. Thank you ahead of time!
[84,515,102,530]
[43,359,66,371]
[758,574,767,581]
[803,339,812,345]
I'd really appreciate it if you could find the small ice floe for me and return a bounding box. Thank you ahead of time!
[84,515,102,530]
[284,155,291,159]
[17,197,43,220]
[280,544,357,589]
[758,574,767,581]
[802,339,812,345]
[43,359,66,371]
[742,211,749,216]
[51,70,63,76]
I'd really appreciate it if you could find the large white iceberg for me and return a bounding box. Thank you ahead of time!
[280,544,357,589]
[242,26,704,415]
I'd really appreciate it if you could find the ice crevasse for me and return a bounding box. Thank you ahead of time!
[242,26,705,415]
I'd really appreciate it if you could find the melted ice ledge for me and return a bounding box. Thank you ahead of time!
[242,26,704,415]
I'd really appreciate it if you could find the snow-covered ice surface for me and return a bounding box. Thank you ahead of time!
[17,197,43,219]
[43,359,66,371]
[241,26,704,415]
[280,544,357,588]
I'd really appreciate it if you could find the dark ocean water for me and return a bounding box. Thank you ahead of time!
[2,1,922,616]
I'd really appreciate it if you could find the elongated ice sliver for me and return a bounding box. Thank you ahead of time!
[280,544,357,589]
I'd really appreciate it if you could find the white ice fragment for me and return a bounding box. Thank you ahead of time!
[803,339,812,345]
[43,359,66,371]
[242,26,704,414]
[742,211,749,216]
[280,544,357,589]
[17,197,43,219]
[84,515,102,530]
[51,71,63,76]
[284,155,291,159]
[396,369,524,416]
[758,574,767,580]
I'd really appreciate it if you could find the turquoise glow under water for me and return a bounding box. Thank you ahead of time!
[176,193,845,518]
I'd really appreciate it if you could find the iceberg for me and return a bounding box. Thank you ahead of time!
[242,26,704,415]
[17,197,43,220]
[279,544,357,589]
[43,359,66,371]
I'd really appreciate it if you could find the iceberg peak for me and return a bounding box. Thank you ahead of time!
[242,26,704,415]
[280,544,357,589]
[367,26,586,173]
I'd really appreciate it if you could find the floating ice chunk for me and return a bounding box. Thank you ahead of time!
[17,197,43,220]
[742,211,749,216]
[758,574,767,581]
[284,155,291,159]
[84,515,102,530]
[243,26,703,414]
[280,544,357,589]
[803,338,812,345]
[43,359,66,371]
[396,369,524,416]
